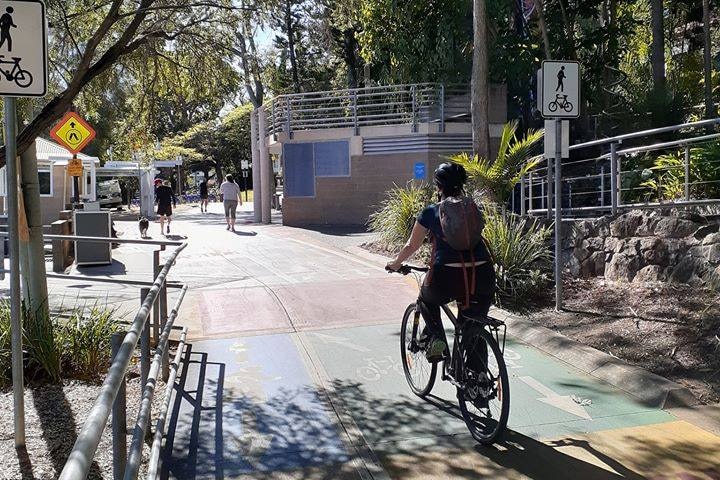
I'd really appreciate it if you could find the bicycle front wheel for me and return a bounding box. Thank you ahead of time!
[457,326,510,445]
[400,303,437,397]
[14,69,32,88]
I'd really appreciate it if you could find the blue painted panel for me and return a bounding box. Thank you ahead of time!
[283,143,315,197]
[314,140,350,177]
[414,162,426,180]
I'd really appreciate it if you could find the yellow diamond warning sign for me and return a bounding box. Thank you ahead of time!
[50,112,96,154]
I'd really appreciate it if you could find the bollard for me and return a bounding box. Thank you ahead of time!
[140,288,150,388]
[111,333,127,480]
[152,250,160,345]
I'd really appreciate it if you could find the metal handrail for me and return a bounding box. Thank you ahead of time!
[125,285,188,479]
[58,242,187,480]
[569,118,720,151]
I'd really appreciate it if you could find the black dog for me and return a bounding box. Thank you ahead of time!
[138,216,149,239]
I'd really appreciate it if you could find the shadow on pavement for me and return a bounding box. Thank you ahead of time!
[75,259,127,276]
[162,343,357,479]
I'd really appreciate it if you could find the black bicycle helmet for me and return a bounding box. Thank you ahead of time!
[434,162,467,194]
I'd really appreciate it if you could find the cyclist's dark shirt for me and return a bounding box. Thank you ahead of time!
[417,203,491,266]
[156,185,176,207]
[199,182,208,196]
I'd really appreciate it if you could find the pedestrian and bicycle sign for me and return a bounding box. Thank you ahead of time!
[540,60,580,118]
[0,0,47,97]
[50,112,96,154]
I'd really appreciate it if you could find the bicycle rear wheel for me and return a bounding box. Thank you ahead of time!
[457,325,510,444]
[400,303,437,397]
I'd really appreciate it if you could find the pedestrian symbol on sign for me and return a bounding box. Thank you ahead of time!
[0,6,16,52]
[556,66,565,92]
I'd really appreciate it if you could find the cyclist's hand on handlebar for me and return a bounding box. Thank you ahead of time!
[385,261,402,273]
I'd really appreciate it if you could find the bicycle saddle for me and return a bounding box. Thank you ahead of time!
[11,57,20,61]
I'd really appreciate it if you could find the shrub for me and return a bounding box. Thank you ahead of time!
[483,207,553,309]
[449,121,543,205]
[368,181,435,247]
[56,303,123,379]
[0,299,123,384]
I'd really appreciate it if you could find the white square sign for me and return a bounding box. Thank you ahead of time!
[0,0,47,97]
[541,60,580,118]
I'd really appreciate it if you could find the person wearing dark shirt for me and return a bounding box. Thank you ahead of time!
[155,180,177,236]
[386,163,495,362]
[199,180,209,213]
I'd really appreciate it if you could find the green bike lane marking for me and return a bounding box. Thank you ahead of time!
[300,323,674,447]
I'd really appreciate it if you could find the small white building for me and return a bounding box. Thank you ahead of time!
[0,137,99,224]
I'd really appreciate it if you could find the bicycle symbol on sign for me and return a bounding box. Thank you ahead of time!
[548,94,573,114]
[0,55,32,88]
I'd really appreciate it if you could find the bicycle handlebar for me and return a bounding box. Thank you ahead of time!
[385,264,430,275]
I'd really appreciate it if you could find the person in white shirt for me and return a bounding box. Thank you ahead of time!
[219,174,242,231]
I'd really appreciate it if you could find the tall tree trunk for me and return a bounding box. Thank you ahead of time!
[650,0,666,94]
[19,143,49,324]
[471,0,490,160]
[703,0,716,119]
[533,0,551,59]
[284,0,301,93]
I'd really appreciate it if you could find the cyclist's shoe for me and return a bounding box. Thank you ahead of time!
[425,338,447,363]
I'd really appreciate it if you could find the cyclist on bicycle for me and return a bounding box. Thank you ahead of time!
[386,162,495,362]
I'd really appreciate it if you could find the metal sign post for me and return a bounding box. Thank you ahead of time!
[5,97,24,447]
[1,0,49,448]
[541,60,580,312]
[554,119,563,310]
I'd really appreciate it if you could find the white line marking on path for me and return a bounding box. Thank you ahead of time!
[312,332,371,353]
[519,376,592,420]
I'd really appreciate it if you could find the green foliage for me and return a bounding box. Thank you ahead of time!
[449,121,543,205]
[357,0,471,84]
[482,207,552,309]
[368,182,435,247]
[56,305,123,380]
[637,142,720,202]
[0,300,123,384]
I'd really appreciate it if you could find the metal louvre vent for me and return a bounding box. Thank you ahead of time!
[363,134,473,155]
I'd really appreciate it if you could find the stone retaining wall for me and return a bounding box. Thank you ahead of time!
[564,210,720,287]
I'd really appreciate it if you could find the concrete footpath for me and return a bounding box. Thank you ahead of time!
[101,202,720,479]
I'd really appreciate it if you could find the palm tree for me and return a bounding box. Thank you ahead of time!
[449,121,543,205]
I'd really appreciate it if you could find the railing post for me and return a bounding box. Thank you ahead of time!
[439,84,445,133]
[152,250,160,344]
[610,142,618,215]
[160,285,169,382]
[684,144,691,201]
[600,165,605,207]
[540,179,545,211]
[352,90,359,136]
[140,288,150,388]
[286,99,293,139]
[568,182,573,210]
[270,98,275,134]
[529,172,534,212]
[546,158,553,219]
[111,333,127,480]
[411,85,417,133]
[520,174,526,216]
[511,184,516,213]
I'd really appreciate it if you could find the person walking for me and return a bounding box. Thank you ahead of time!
[219,174,242,231]
[199,180,209,213]
[155,180,177,236]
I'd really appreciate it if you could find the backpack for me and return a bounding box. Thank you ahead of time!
[438,196,485,252]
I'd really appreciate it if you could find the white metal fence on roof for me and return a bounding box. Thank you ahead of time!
[268,83,471,137]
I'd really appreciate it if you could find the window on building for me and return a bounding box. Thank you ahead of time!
[38,169,52,196]
[283,143,315,197]
[314,140,350,177]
